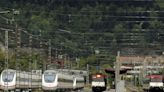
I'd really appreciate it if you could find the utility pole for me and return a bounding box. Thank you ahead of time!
[5,30,9,92]
[137,56,142,86]
[142,56,148,84]
[12,9,20,71]
[86,64,89,85]
[39,30,42,70]
[28,34,32,89]
[115,51,121,83]
[115,51,121,92]
[47,39,51,70]
[15,25,21,91]
[5,30,9,70]
[16,26,21,70]
[55,48,58,69]
[29,34,32,71]
[70,56,72,69]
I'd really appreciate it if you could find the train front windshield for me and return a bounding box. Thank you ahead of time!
[92,74,106,82]
[92,78,104,82]
[2,71,15,82]
[151,78,163,82]
[44,72,56,83]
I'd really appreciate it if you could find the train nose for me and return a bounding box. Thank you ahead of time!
[4,82,8,85]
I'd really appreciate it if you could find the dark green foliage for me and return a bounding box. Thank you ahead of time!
[0,0,164,71]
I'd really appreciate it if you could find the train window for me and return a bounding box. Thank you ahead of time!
[77,80,84,83]
[44,73,56,83]
[2,71,15,82]
[58,78,73,83]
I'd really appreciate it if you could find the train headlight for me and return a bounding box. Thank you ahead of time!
[96,75,101,78]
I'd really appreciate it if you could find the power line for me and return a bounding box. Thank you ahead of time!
[24,9,164,13]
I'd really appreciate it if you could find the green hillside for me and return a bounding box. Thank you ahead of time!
[0,0,164,72]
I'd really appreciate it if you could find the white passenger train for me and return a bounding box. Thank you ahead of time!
[0,69,42,91]
[73,75,85,90]
[42,70,84,92]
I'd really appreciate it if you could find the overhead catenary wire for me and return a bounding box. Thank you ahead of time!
[0,6,164,67]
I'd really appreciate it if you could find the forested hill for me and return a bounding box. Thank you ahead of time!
[0,0,164,69]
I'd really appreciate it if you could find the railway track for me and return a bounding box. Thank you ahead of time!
[126,86,138,92]
[126,85,145,92]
